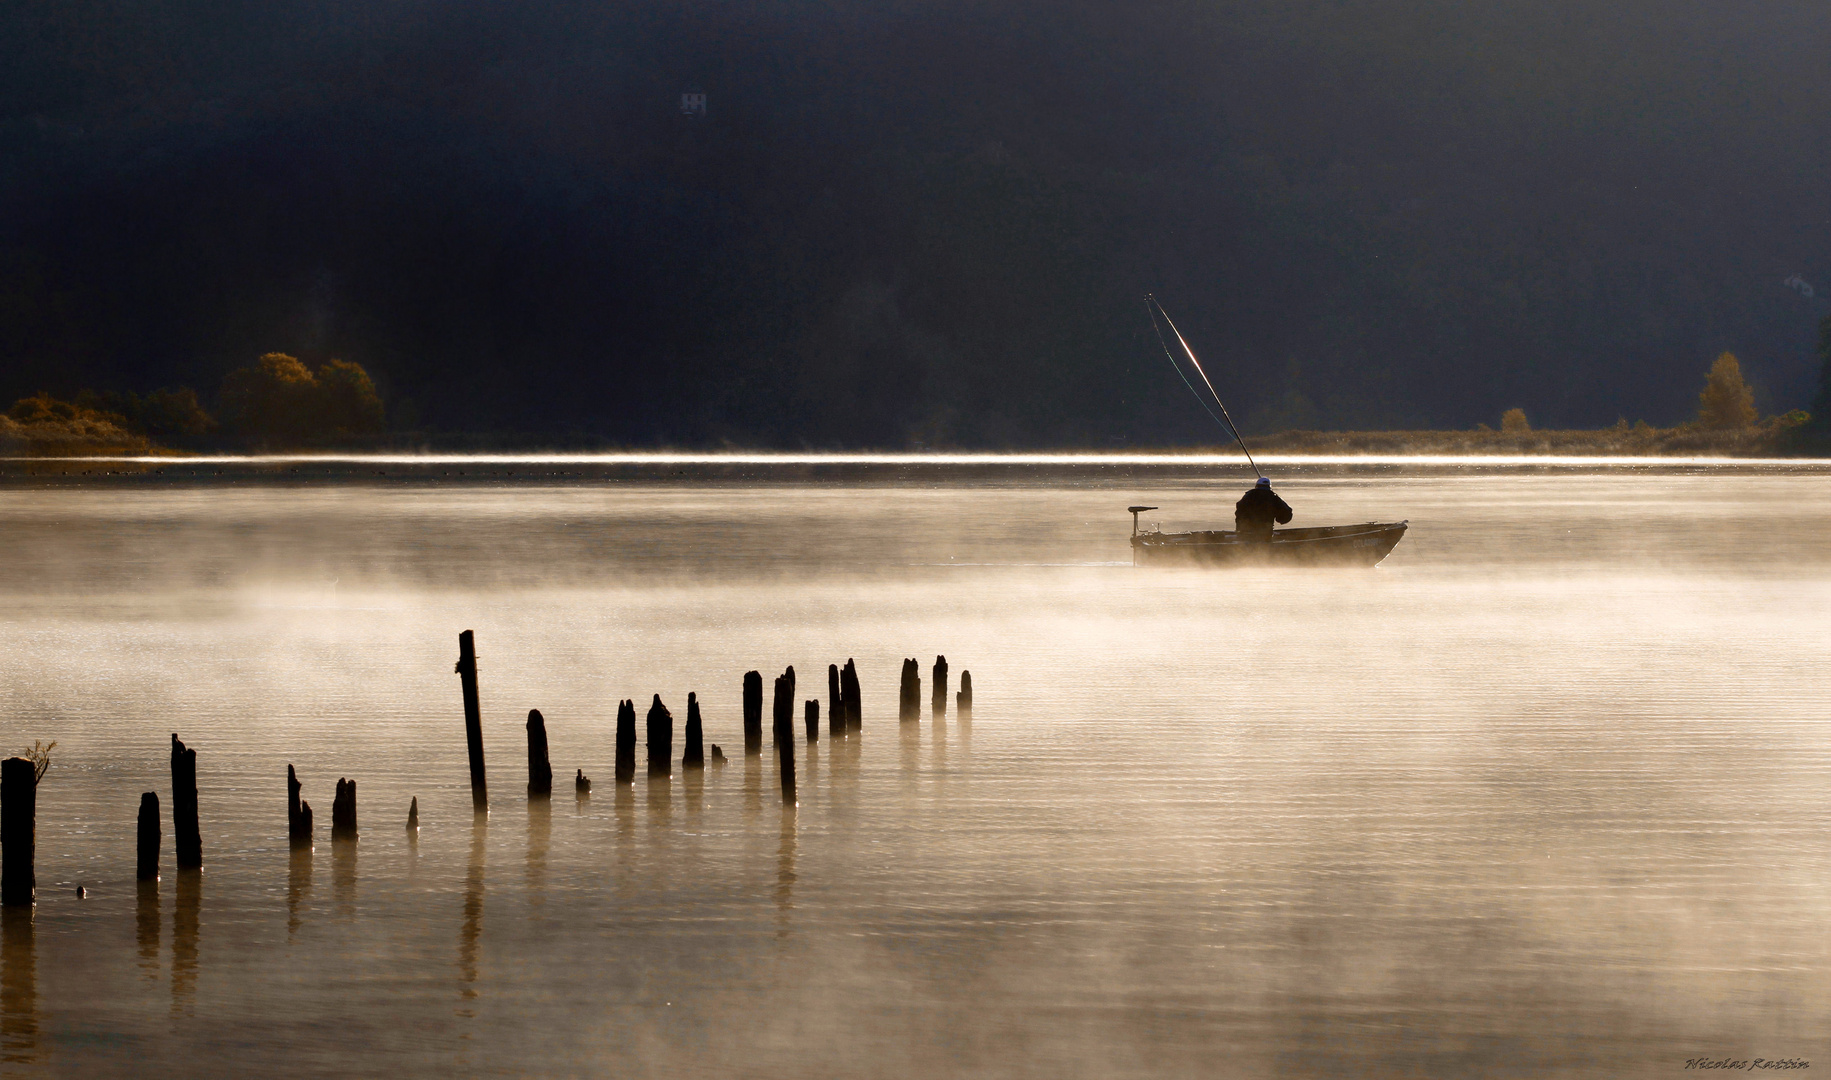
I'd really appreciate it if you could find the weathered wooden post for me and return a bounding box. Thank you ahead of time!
[331,778,357,838]
[137,792,161,881]
[0,759,33,906]
[743,671,763,756]
[828,664,843,738]
[899,659,921,722]
[773,674,796,802]
[170,734,201,869]
[957,670,973,718]
[683,693,705,769]
[842,659,861,731]
[931,655,948,717]
[647,695,674,777]
[615,699,637,784]
[455,631,488,811]
[575,770,591,794]
[287,765,313,845]
[805,700,819,742]
[526,709,553,797]
[407,797,419,829]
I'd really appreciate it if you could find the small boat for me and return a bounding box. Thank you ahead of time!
[1129,507,1407,567]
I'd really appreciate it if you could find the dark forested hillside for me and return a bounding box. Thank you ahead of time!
[3,0,1828,446]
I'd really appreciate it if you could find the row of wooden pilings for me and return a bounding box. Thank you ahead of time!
[0,632,973,903]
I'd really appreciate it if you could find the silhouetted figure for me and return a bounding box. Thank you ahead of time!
[682,693,704,769]
[742,671,764,755]
[287,765,312,846]
[170,735,201,869]
[1234,477,1293,542]
[526,709,553,797]
[615,699,637,784]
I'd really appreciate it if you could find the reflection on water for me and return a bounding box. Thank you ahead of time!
[137,879,160,979]
[458,814,485,1007]
[0,907,34,1064]
[2,465,1830,1075]
[331,836,356,920]
[171,870,199,1015]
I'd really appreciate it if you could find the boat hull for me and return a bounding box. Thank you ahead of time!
[1132,521,1408,568]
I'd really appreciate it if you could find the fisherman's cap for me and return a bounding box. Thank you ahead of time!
[1255,476,1271,488]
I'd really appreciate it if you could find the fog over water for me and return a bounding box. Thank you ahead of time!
[0,458,1827,1076]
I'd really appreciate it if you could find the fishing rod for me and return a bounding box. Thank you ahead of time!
[1144,294,1262,478]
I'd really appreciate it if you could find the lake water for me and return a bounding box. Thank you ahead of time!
[1,457,1828,1077]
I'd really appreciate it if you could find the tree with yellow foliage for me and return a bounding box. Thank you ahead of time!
[219,352,385,445]
[1695,352,1757,430]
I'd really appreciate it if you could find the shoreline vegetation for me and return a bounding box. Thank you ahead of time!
[7,345,1828,460]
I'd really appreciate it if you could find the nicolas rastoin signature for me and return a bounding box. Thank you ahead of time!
[1685,1059,1809,1071]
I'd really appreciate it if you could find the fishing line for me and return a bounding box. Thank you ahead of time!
[1145,295,1262,478]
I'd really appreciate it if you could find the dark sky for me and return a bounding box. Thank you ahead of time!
[4,0,1828,446]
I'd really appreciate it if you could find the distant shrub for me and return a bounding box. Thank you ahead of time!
[219,353,384,446]
[2,393,148,454]
[1696,352,1757,430]
[1500,408,1529,433]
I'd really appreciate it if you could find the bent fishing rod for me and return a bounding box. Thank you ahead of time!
[1144,294,1263,479]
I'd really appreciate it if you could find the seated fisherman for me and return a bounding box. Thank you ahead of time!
[1234,476,1292,542]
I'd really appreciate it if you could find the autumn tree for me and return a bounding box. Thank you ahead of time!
[1500,408,1529,433]
[219,353,385,445]
[1695,352,1757,430]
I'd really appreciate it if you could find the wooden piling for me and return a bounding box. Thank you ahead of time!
[0,759,33,906]
[456,630,488,810]
[137,792,161,881]
[805,700,819,742]
[773,674,796,802]
[407,796,419,829]
[899,658,921,722]
[957,669,973,719]
[526,709,553,798]
[683,693,705,769]
[828,664,843,738]
[743,670,763,756]
[332,778,357,838]
[932,655,948,717]
[170,734,201,869]
[287,765,312,845]
[842,659,861,731]
[575,769,591,794]
[647,695,674,777]
[615,699,637,784]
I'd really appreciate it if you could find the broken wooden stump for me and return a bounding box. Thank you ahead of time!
[331,778,357,839]
[932,655,948,717]
[455,630,488,810]
[615,699,637,784]
[137,792,161,881]
[407,796,419,829]
[805,700,819,742]
[842,659,861,731]
[575,769,591,794]
[647,695,674,777]
[773,673,797,803]
[899,658,921,722]
[526,709,553,798]
[710,744,727,764]
[287,765,312,846]
[828,664,844,738]
[0,759,33,906]
[171,734,201,869]
[683,693,705,769]
[743,670,763,756]
[957,669,973,719]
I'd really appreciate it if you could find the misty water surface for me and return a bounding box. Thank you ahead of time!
[0,459,1827,1077]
